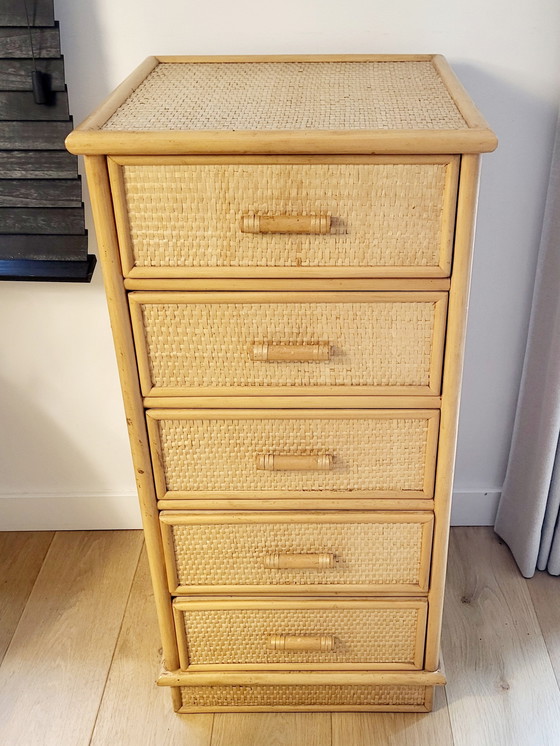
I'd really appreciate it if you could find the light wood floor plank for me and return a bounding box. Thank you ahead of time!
[332,686,453,746]
[0,531,54,663]
[0,530,143,746]
[442,528,560,746]
[211,712,331,746]
[526,570,560,687]
[91,545,213,746]
[0,526,558,745]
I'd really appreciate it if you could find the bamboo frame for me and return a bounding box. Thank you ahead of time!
[172,598,428,671]
[83,156,180,674]
[162,670,441,712]
[144,395,443,409]
[431,56,492,131]
[158,510,433,595]
[129,291,448,398]
[175,700,432,714]
[424,154,481,671]
[157,498,436,511]
[65,54,497,156]
[124,278,451,291]
[106,157,136,279]
[68,129,496,156]
[145,408,440,501]
[126,266,452,280]
[158,669,446,687]
[156,55,438,63]
[109,153,456,167]
[70,55,495,713]
[108,154,458,280]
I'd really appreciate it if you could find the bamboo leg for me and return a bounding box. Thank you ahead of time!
[84,155,179,671]
[424,154,481,670]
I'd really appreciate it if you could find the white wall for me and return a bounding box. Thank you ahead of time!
[2,0,559,528]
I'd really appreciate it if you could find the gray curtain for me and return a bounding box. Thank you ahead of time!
[494,114,560,577]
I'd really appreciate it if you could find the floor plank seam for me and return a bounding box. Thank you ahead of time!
[87,537,145,746]
[441,685,455,745]
[208,710,216,745]
[0,531,56,668]
[524,576,560,693]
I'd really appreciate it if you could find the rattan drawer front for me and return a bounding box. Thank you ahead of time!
[130,292,448,396]
[178,683,430,712]
[109,155,459,278]
[160,511,433,595]
[147,409,439,500]
[173,599,427,671]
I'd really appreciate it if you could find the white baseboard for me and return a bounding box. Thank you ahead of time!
[451,490,501,526]
[1,489,500,530]
[0,493,142,531]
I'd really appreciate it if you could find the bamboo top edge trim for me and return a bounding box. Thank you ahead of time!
[66,55,497,155]
[152,55,440,62]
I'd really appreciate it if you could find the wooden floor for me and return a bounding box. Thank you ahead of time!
[1,527,559,746]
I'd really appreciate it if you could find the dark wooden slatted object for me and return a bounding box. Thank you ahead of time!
[0,1,95,281]
[0,234,88,261]
[0,90,69,119]
[0,59,65,89]
[0,179,82,206]
[0,0,55,26]
[0,150,77,178]
[0,121,72,148]
[0,26,60,57]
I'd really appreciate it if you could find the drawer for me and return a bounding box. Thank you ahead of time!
[146,409,440,500]
[109,156,459,278]
[130,292,448,396]
[160,511,434,595]
[173,598,427,671]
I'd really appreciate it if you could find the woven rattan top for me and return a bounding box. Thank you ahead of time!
[67,55,498,155]
[102,61,466,132]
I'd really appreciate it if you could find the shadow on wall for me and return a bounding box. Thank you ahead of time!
[452,62,559,490]
[56,0,112,124]
[453,62,558,230]
[0,377,107,493]
[0,374,142,529]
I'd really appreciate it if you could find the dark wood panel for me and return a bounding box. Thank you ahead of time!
[0,179,82,207]
[0,0,55,27]
[0,256,96,282]
[0,151,77,178]
[0,58,64,90]
[0,233,88,261]
[0,5,93,281]
[0,121,72,149]
[0,27,60,58]
[0,207,85,234]
[0,90,68,120]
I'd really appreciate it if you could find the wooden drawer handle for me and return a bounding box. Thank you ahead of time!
[256,454,333,471]
[240,214,331,234]
[268,635,335,652]
[264,553,336,569]
[251,342,330,362]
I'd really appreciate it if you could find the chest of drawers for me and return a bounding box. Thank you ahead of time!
[67,54,496,713]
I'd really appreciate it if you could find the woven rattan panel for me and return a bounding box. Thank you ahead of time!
[169,520,425,588]
[119,162,450,270]
[102,62,466,131]
[179,606,423,666]
[155,415,431,493]
[138,301,437,390]
[180,684,426,708]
